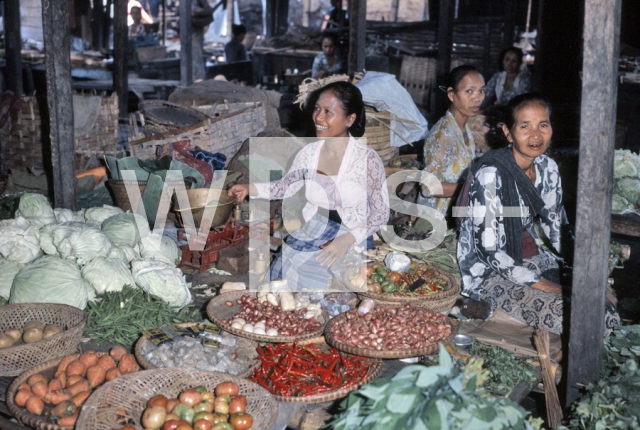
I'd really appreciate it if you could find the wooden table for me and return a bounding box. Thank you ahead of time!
[611,213,640,237]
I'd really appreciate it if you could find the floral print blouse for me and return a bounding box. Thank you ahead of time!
[481,70,532,109]
[418,110,475,216]
[457,153,564,298]
[311,52,345,78]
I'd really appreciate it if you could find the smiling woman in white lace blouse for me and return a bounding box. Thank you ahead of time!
[228,82,390,290]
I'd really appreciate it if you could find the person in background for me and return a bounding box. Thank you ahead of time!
[321,0,348,30]
[456,93,620,335]
[312,34,344,80]
[418,65,486,219]
[128,6,146,38]
[128,0,154,26]
[481,47,531,118]
[224,24,248,63]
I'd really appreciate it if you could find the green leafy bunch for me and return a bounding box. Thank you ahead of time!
[470,342,536,396]
[330,345,541,430]
[602,324,640,377]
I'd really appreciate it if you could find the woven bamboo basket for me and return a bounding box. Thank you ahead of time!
[399,56,437,107]
[258,339,384,404]
[6,352,108,430]
[0,303,86,378]
[106,179,148,213]
[75,368,278,430]
[138,100,211,135]
[324,307,458,359]
[134,322,260,378]
[129,101,267,161]
[363,107,398,166]
[207,291,328,343]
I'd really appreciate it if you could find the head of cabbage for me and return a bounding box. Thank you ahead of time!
[614,177,640,206]
[0,217,42,264]
[39,222,113,266]
[131,258,191,308]
[84,205,124,226]
[54,208,86,224]
[614,149,640,179]
[10,255,91,309]
[14,193,56,228]
[82,257,135,294]
[0,258,23,300]
[102,213,150,247]
[139,233,180,265]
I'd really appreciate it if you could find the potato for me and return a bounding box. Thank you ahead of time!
[43,324,62,339]
[23,321,44,332]
[0,333,14,349]
[4,328,22,343]
[23,327,43,344]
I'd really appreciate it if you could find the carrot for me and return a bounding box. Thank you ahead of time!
[97,354,117,370]
[54,371,67,388]
[117,354,140,374]
[86,364,107,388]
[65,360,87,377]
[30,381,48,399]
[27,373,47,387]
[14,388,33,407]
[48,378,63,391]
[105,367,122,381]
[109,345,128,362]
[79,350,99,368]
[57,409,79,427]
[75,166,107,182]
[25,396,44,415]
[68,379,90,396]
[56,355,77,374]
[71,390,91,408]
[45,389,72,405]
[66,374,84,388]
[51,400,76,419]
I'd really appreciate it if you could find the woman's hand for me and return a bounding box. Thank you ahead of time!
[227,184,250,204]
[316,232,356,267]
[531,278,564,295]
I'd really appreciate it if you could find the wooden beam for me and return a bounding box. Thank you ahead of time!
[566,0,622,406]
[391,0,400,22]
[180,0,193,87]
[42,0,76,209]
[91,0,104,49]
[347,0,366,74]
[302,0,310,27]
[4,0,23,96]
[503,0,515,48]
[433,0,454,118]
[113,0,128,117]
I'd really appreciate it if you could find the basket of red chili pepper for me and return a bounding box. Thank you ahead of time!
[248,341,383,404]
[355,262,461,312]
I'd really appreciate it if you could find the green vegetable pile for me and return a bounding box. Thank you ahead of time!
[470,343,536,396]
[559,325,640,430]
[330,345,542,430]
[409,229,460,278]
[83,285,201,346]
[612,149,640,212]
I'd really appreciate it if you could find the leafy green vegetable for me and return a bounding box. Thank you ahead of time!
[408,229,460,278]
[83,285,201,346]
[469,342,536,396]
[613,149,640,179]
[329,345,542,430]
[614,177,640,206]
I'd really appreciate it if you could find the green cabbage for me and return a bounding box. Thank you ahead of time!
[614,150,640,179]
[614,177,640,205]
[54,208,85,223]
[139,233,180,265]
[0,258,22,299]
[38,222,113,265]
[612,194,634,213]
[102,213,150,247]
[15,193,56,228]
[84,205,124,226]
[131,258,191,308]
[10,255,89,309]
[82,257,135,294]
[0,217,42,263]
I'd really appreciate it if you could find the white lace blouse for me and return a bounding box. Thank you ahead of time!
[253,136,390,245]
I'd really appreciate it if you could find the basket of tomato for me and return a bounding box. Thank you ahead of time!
[76,368,277,430]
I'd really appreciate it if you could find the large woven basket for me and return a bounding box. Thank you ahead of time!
[207,291,328,343]
[134,322,260,378]
[107,179,147,213]
[76,368,278,430]
[363,107,398,166]
[0,303,86,378]
[324,308,458,359]
[6,353,107,430]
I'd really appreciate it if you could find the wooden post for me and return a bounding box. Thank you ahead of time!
[162,0,167,45]
[180,0,193,87]
[4,0,23,96]
[91,0,104,50]
[503,0,515,48]
[302,0,310,27]
[226,0,234,39]
[347,0,366,74]
[433,0,454,118]
[113,0,128,117]
[566,0,622,406]
[42,0,76,209]
[391,0,400,22]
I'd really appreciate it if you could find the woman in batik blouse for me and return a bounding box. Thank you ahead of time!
[456,93,620,334]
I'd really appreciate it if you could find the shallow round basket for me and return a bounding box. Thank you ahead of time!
[7,353,107,430]
[324,308,458,359]
[207,291,329,343]
[384,154,422,177]
[357,266,461,312]
[107,179,147,213]
[134,322,260,378]
[0,303,86,378]
[76,368,278,430]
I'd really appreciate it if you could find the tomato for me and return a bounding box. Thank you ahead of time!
[167,399,181,414]
[211,423,234,430]
[163,420,182,430]
[214,382,239,397]
[166,413,181,421]
[229,412,253,430]
[385,272,402,283]
[193,412,215,423]
[213,399,229,414]
[365,265,375,277]
[193,385,207,393]
[201,391,215,404]
[193,419,213,430]
[175,424,194,430]
[179,389,202,407]
[173,404,195,424]
[121,427,136,430]
[141,405,167,429]
[367,282,381,293]
[147,394,168,409]
[193,401,213,413]
[216,394,231,403]
[228,396,247,414]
